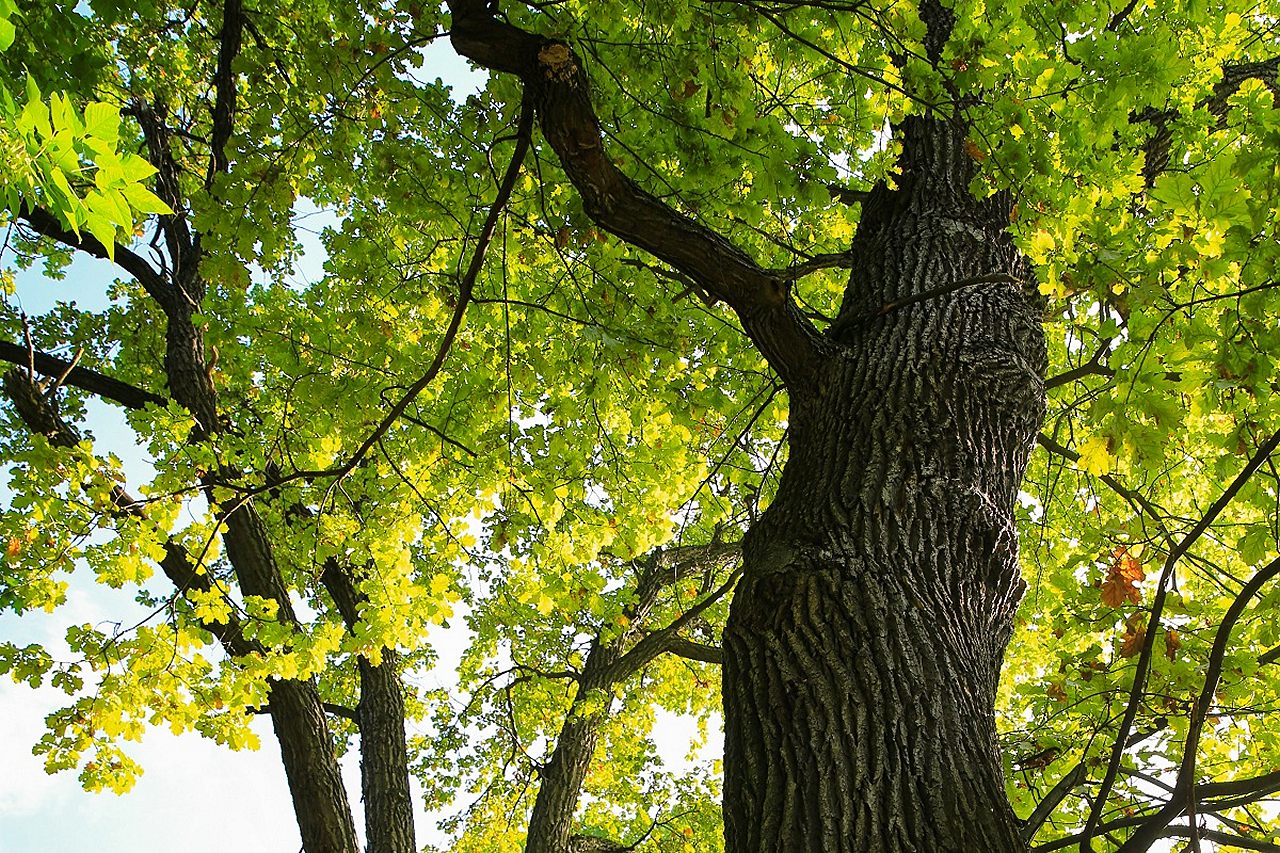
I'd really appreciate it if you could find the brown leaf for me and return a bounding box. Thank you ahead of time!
[1164,628,1181,660]
[674,79,701,100]
[4,537,21,559]
[1120,618,1147,658]
[1100,546,1145,606]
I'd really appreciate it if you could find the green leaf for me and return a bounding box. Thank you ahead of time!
[83,209,116,258]
[82,102,120,144]
[120,181,172,215]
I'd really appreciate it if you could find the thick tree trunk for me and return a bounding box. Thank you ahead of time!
[722,115,1046,852]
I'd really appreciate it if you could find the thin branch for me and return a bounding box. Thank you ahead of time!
[1022,725,1165,842]
[764,251,856,281]
[1118,553,1280,851]
[323,702,359,723]
[1045,339,1115,390]
[605,567,742,683]
[1106,0,1141,32]
[277,92,535,487]
[1083,426,1280,852]
[1022,762,1087,840]
[1157,827,1280,853]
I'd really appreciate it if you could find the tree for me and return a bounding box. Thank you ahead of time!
[2,0,1280,850]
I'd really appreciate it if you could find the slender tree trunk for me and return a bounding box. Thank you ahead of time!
[722,114,1046,852]
[526,697,607,853]
[322,563,417,853]
[356,652,417,853]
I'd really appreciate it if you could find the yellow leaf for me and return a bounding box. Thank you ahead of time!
[1077,436,1112,476]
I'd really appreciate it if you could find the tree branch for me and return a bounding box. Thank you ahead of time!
[208,0,245,184]
[446,0,824,388]
[661,636,723,665]
[1083,425,1280,851]
[0,339,167,410]
[606,567,742,683]
[18,205,174,312]
[1,366,255,656]
[277,90,535,488]
[1117,553,1280,851]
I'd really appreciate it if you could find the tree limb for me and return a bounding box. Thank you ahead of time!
[446,0,825,389]
[0,339,167,410]
[1,367,255,656]
[1117,553,1280,852]
[662,636,724,665]
[606,567,742,683]
[18,205,174,312]
[1083,426,1280,851]
[208,0,245,184]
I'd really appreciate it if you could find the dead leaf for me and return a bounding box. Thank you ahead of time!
[1100,546,1145,606]
[1120,614,1147,658]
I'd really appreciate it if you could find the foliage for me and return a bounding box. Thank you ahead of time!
[1,0,1279,850]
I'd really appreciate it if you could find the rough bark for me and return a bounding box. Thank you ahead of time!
[446,2,1045,848]
[322,562,417,853]
[526,667,610,853]
[721,114,1045,852]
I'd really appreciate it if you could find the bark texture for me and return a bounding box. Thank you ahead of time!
[722,114,1045,852]
[447,3,1047,849]
[323,562,417,853]
[525,544,740,853]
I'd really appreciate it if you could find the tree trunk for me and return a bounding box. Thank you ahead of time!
[356,653,417,853]
[525,698,606,853]
[722,114,1046,852]
[321,562,417,853]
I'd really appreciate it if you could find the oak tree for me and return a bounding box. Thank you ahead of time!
[3,0,1280,851]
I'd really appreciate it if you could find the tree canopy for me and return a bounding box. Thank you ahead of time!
[2,0,1280,850]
